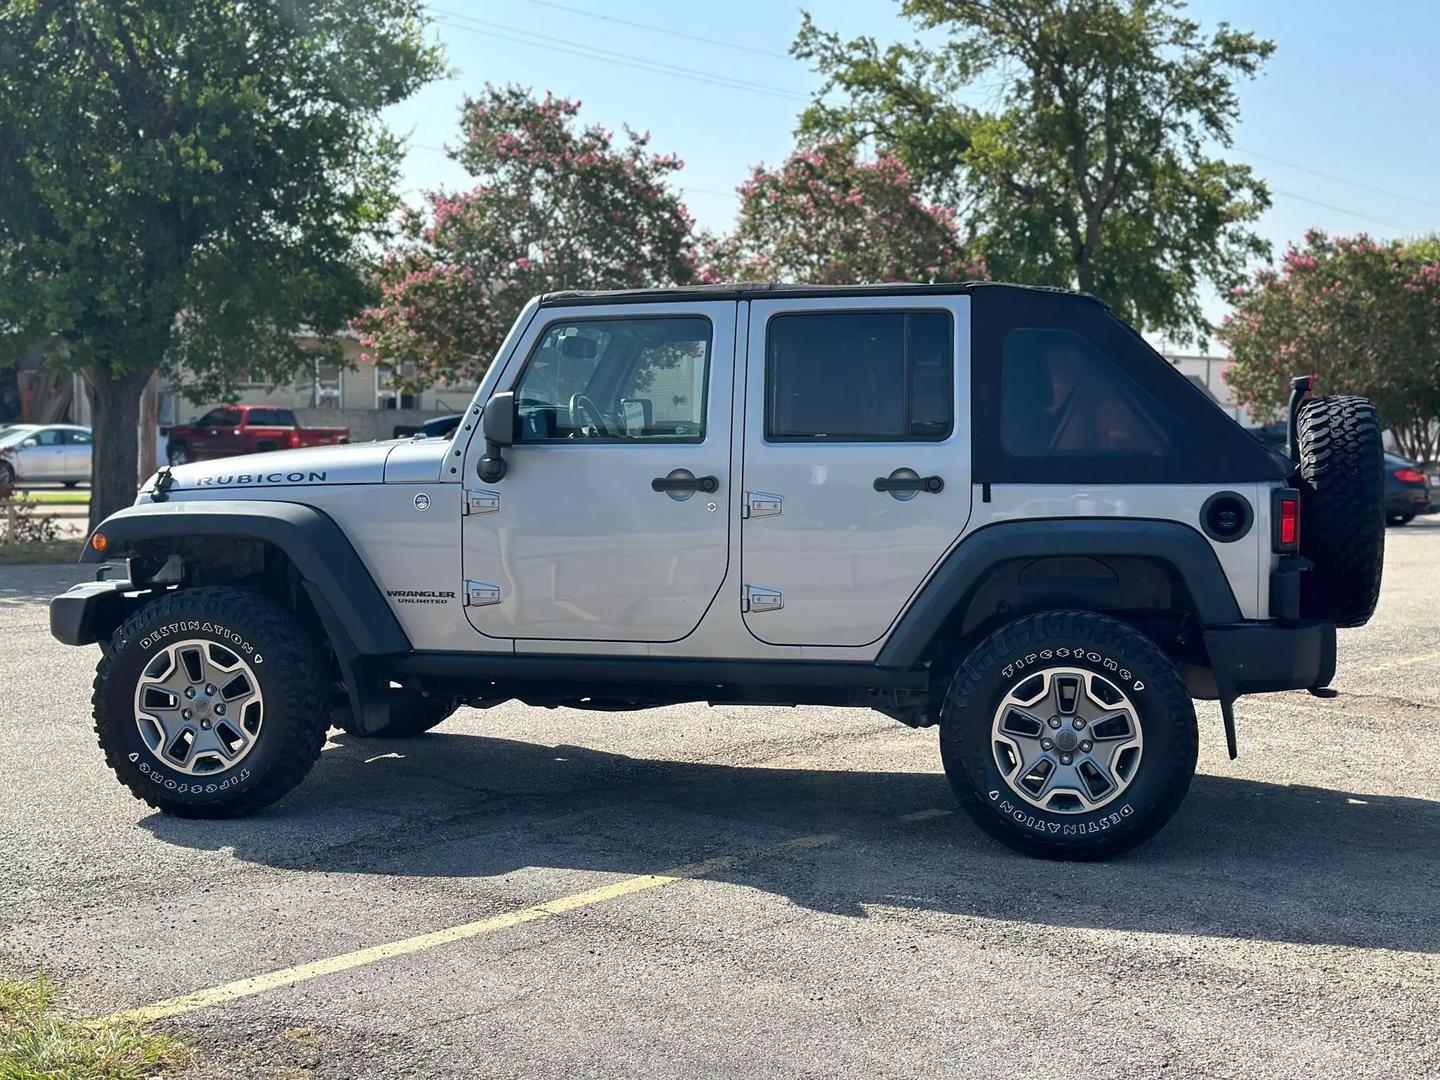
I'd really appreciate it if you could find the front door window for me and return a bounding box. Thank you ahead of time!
[512,316,711,442]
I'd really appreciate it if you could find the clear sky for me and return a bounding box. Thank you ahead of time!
[384,1,1440,352]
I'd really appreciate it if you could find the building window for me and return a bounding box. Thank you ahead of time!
[376,365,417,410]
[310,360,342,408]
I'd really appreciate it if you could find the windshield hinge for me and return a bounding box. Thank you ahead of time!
[464,489,501,515]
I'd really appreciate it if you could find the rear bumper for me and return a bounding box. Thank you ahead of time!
[1386,487,1428,514]
[1202,620,1336,695]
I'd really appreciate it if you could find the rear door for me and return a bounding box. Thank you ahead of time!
[61,428,91,481]
[739,295,972,647]
[462,300,736,643]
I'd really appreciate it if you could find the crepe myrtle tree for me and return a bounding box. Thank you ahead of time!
[1219,230,1440,463]
[701,142,987,284]
[354,85,700,389]
[0,0,443,528]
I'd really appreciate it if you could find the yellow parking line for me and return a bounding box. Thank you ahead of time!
[1367,649,1440,672]
[110,831,841,1024]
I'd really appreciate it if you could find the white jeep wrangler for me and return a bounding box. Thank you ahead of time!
[52,284,1386,858]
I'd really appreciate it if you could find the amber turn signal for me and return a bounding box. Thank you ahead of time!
[90,532,108,553]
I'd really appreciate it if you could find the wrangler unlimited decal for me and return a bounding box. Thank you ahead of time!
[387,589,456,605]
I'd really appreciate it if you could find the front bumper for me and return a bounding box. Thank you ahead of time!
[1202,620,1336,696]
[50,577,135,646]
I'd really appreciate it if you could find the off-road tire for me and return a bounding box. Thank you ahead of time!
[93,587,329,817]
[940,610,1198,860]
[1295,395,1384,627]
[336,691,459,739]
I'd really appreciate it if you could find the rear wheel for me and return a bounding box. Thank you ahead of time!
[940,610,1197,860]
[166,443,190,466]
[1295,395,1385,626]
[92,587,329,817]
[1386,512,1414,526]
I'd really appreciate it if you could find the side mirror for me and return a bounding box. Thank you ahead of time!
[21,438,37,448]
[478,391,515,483]
[482,391,516,446]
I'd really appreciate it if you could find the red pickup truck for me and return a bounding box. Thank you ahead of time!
[165,406,349,465]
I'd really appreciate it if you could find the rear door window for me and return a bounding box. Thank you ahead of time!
[765,311,953,440]
[246,408,297,426]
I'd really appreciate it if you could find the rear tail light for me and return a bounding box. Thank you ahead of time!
[1273,488,1300,552]
[1395,468,1425,484]
[288,431,301,449]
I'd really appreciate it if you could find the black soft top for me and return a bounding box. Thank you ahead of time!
[538,281,1109,308]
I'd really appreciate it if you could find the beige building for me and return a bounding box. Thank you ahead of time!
[162,334,478,443]
[1163,352,1258,428]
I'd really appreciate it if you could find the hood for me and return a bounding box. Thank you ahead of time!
[144,440,400,496]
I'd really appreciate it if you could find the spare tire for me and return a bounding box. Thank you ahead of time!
[1295,395,1385,627]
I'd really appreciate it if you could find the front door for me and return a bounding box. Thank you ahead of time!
[18,428,66,480]
[739,295,973,647]
[462,301,735,643]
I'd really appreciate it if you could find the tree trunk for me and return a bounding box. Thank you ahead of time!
[86,367,154,532]
[138,371,160,480]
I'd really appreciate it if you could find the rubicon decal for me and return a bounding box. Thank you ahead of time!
[387,589,456,605]
[195,471,328,486]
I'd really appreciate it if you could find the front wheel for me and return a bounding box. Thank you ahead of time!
[92,587,330,817]
[940,610,1198,860]
[167,443,190,466]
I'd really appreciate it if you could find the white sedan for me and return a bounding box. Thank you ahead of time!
[0,423,92,487]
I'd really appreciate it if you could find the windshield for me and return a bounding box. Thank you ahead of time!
[0,426,40,448]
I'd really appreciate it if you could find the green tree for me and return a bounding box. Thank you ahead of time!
[702,142,986,284]
[354,85,698,390]
[1219,230,1440,463]
[793,0,1274,343]
[0,0,442,526]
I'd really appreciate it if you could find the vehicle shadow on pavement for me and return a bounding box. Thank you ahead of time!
[143,730,1440,955]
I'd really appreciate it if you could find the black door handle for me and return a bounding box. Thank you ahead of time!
[652,475,719,493]
[873,474,944,494]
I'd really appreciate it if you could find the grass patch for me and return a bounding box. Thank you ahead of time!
[19,490,90,505]
[0,974,189,1079]
[0,539,85,565]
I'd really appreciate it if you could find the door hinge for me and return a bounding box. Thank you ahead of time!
[464,489,501,515]
[463,580,501,607]
[742,491,783,519]
[742,585,784,613]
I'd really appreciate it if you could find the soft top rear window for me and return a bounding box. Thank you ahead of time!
[1001,328,1184,459]
[971,288,1286,484]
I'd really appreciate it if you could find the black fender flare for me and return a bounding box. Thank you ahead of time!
[876,518,1243,668]
[82,500,410,657]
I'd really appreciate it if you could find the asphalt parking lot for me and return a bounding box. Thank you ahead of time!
[2,521,1439,1080]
